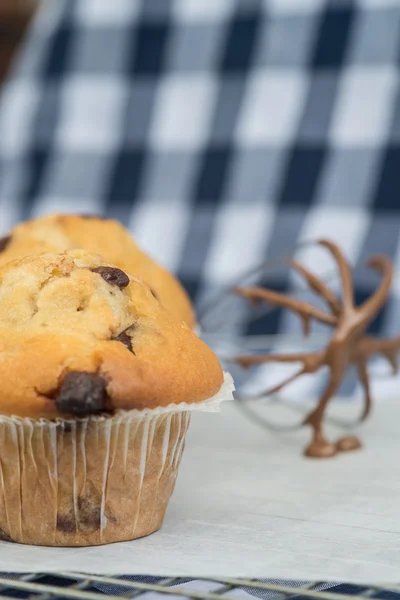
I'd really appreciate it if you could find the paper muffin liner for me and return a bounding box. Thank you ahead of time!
[0,372,234,547]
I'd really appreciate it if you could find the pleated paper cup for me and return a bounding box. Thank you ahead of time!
[0,372,234,547]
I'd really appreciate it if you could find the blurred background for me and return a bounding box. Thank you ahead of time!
[0,0,399,339]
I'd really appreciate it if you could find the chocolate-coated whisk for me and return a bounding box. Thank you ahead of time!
[200,240,400,458]
[233,239,400,458]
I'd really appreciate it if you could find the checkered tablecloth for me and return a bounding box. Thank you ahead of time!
[1,0,400,339]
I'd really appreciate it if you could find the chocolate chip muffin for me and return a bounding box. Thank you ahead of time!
[0,213,195,328]
[0,250,232,546]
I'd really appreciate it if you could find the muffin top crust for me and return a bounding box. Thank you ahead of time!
[0,213,195,328]
[0,250,222,418]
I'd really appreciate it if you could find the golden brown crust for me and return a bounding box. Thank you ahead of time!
[0,214,195,327]
[0,250,223,418]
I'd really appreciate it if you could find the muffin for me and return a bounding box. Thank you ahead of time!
[0,250,232,546]
[0,213,195,328]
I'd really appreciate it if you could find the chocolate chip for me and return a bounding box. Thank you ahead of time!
[77,495,101,531]
[55,371,108,416]
[0,235,11,253]
[56,515,75,534]
[113,327,136,354]
[91,266,129,289]
[57,487,103,533]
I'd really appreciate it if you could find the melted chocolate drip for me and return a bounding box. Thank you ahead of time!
[54,371,108,416]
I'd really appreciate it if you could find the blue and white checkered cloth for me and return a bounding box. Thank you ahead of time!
[1,0,400,591]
